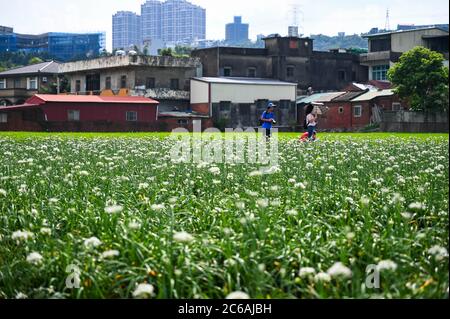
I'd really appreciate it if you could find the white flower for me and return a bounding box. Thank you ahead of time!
[104,205,123,214]
[235,202,245,210]
[226,291,250,299]
[209,166,220,175]
[101,250,120,259]
[286,209,298,216]
[327,262,352,279]
[12,230,34,242]
[151,204,165,211]
[314,272,332,283]
[40,227,52,236]
[299,267,316,277]
[79,170,89,176]
[84,236,102,248]
[173,231,194,243]
[288,178,296,184]
[376,260,398,272]
[428,245,449,261]
[132,283,155,299]
[15,292,28,299]
[256,198,269,208]
[408,202,426,210]
[294,182,306,189]
[360,196,370,206]
[249,170,263,177]
[401,212,413,220]
[138,182,149,190]
[26,252,43,265]
[128,221,141,230]
[0,188,6,196]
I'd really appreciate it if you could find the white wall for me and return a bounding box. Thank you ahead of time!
[190,80,209,104]
[210,83,296,103]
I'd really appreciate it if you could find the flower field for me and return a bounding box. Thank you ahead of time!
[0,133,448,299]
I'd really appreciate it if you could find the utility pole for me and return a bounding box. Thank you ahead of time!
[385,9,391,31]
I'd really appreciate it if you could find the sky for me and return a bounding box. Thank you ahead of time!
[0,0,448,51]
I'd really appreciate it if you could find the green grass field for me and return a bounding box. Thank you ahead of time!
[0,132,448,299]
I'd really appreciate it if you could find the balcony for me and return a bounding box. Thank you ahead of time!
[360,51,404,65]
[0,88,38,99]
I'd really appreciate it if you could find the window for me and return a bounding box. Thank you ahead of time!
[42,77,48,83]
[0,78,6,89]
[177,119,188,125]
[353,105,362,118]
[372,65,389,81]
[279,100,291,109]
[105,77,111,90]
[223,67,232,77]
[392,102,402,111]
[287,66,295,77]
[27,77,38,90]
[289,40,299,49]
[120,76,127,89]
[68,110,80,121]
[338,107,344,114]
[338,70,346,81]
[170,79,179,90]
[14,79,21,88]
[219,101,231,112]
[126,111,138,122]
[75,80,81,93]
[146,77,155,89]
[0,113,7,123]
[247,67,256,78]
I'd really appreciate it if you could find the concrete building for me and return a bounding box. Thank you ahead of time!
[59,54,202,109]
[140,0,206,45]
[226,16,249,44]
[0,27,106,62]
[192,35,368,93]
[361,27,449,81]
[113,11,142,50]
[190,77,297,129]
[0,61,60,106]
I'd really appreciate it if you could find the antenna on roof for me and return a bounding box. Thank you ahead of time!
[385,8,391,31]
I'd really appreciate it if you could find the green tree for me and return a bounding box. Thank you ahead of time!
[388,46,449,112]
[29,57,44,65]
[159,48,174,56]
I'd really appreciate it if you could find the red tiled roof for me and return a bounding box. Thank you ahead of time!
[31,94,159,104]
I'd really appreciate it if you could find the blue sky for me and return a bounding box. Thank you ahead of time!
[0,0,448,51]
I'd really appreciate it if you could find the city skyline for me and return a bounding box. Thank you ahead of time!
[0,0,448,51]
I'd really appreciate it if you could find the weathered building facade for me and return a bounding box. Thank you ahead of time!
[361,27,449,81]
[59,55,202,109]
[192,36,368,93]
[0,61,60,106]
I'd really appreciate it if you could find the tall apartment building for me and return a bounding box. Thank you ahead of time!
[112,11,142,50]
[225,16,249,44]
[141,0,206,44]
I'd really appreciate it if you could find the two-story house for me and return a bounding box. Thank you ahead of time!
[0,61,60,106]
[361,27,449,82]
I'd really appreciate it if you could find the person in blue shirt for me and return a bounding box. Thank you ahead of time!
[261,103,276,138]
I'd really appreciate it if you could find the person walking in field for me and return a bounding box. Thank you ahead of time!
[260,103,276,139]
[306,108,318,141]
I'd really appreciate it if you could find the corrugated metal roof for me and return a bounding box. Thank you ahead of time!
[297,92,346,104]
[158,111,210,118]
[0,61,60,76]
[32,94,159,104]
[0,103,39,111]
[193,77,297,86]
[331,91,367,102]
[350,90,394,102]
